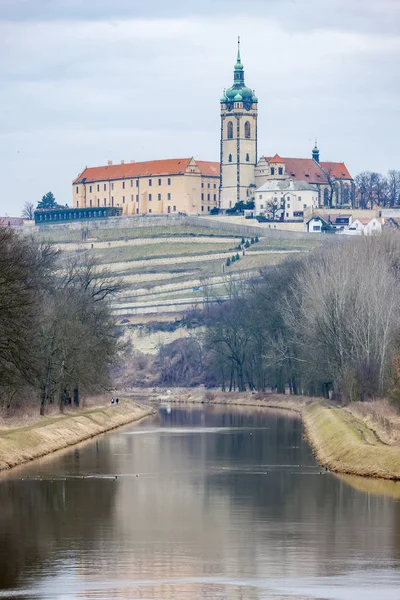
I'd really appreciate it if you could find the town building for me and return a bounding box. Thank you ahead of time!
[72,158,220,216]
[254,177,319,220]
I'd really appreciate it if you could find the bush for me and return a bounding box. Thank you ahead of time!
[244,240,250,248]
[231,255,236,263]
[255,235,259,243]
[204,390,215,401]
[241,237,245,245]
[226,257,231,266]
[236,253,240,261]
[251,237,255,244]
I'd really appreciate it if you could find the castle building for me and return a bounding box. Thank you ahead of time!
[72,158,219,216]
[71,40,354,217]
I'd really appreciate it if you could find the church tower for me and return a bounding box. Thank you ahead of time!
[220,38,258,210]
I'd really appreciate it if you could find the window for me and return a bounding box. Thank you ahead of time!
[286,213,289,218]
[149,194,152,201]
[130,180,133,187]
[167,178,171,185]
[227,121,233,139]
[260,204,264,209]
[104,183,107,191]
[298,196,302,201]
[111,196,114,206]
[149,209,152,213]
[89,199,92,207]
[202,206,204,212]
[89,185,92,193]
[207,194,210,201]
[201,182,204,188]
[158,178,161,185]
[122,181,125,189]
[149,179,152,186]
[167,193,171,200]
[97,199,100,207]
[208,183,210,188]
[214,194,216,201]
[228,154,232,163]
[214,184,216,189]
[167,206,171,213]
[313,225,321,231]
[131,194,134,201]
[136,195,139,202]
[158,193,161,201]
[122,196,125,204]
[76,201,79,207]
[207,206,210,211]
[303,204,307,209]
[259,195,262,199]
[246,153,250,162]
[173,206,176,212]
[136,180,139,187]
[271,168,275,175]
[97,184,100,192]
[76,186,78,193]
[104,198,107,206]
[278,167,283,175]
[244,121,251,138]
[136,208,139,214]
[201,193,204,200]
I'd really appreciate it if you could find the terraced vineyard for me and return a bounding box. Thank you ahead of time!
[34,220,321,351]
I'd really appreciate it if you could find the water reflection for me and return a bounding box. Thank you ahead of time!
[0,406,399,599]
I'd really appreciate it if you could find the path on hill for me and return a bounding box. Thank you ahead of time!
[55,236,240,252]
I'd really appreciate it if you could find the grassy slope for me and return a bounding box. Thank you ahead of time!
[0,400,153,471]
[303,402,400,480]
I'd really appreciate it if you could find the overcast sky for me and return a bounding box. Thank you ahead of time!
[1,0,400,215]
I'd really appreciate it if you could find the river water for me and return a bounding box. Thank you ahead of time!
[0,405,399,600]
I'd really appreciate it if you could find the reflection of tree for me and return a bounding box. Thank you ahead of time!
[0,445,118,590]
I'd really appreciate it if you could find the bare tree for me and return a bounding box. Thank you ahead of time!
[21,201,35,220]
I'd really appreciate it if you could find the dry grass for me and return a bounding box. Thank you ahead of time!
[303,402,400,480]
[345,399,400,445]
[0,399,154,471]
[92,241,236,263]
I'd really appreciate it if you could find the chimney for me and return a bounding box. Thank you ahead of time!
[121,160,125,165]
[108,160,113,166]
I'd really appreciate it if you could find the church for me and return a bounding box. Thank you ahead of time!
[220,39,354,215]
[72,41,353,218]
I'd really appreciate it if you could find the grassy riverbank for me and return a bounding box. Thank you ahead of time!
[0,400,154,471]
[303,402,400,480]
[139,388,400,480]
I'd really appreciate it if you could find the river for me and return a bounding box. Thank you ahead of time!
[0,405,399,599]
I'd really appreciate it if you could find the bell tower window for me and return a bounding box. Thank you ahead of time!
[227,121,233,139]
[245,121,251,139]
[246,153,250,162]
[228,154,233,163]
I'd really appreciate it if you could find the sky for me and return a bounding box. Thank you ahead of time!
[1,0,400,215]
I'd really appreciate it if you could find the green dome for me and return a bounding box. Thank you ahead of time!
[221,40,257,106]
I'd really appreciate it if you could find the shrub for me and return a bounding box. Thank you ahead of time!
[204,390,215,401]
[226,257,231,266]
[241,237,245,245]
[251,237,255,244]
[255,235,259,243]
[236,253,240,261]
[244,240,250,248]
[231,255,236,263]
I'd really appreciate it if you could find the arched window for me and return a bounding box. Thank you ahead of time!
[227,121,233,139]
[323,187,329,207]
[228,154,233,163]
[246,153,250,162]
[245,121,251,139]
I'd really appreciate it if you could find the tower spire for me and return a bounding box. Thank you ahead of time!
[237,35,241,63]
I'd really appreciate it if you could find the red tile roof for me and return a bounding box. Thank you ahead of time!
[269,153,285,163]
[320,161,352,180]
[262,156,352,183]
[73,158,220,184]
[196,160,220,177]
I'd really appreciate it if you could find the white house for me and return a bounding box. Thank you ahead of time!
[254,179,318,220]
[306,216,331,233]
[347,218,384,235]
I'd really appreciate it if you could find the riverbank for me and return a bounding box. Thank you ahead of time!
[0,400,154,471]
[141,389,400,480]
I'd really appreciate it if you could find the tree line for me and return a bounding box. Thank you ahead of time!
[355,170,400,209]
[0,226,120,414]
[149,233,400,404]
